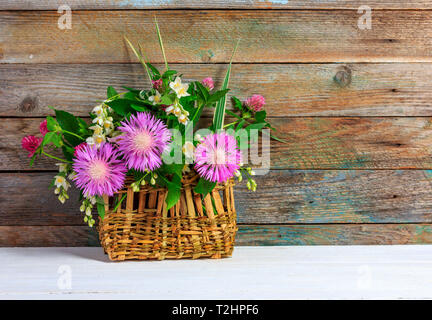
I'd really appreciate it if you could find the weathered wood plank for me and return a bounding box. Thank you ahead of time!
[0,226,98,247]
[0,0,431,10]
[5,117,432,170]
[236,224,432,245]
[1,224,431,246]
[3,170,432,225]
[2,10,432,63]
[4,63,432,117]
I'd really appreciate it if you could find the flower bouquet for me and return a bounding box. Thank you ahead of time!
[22,22,279,261]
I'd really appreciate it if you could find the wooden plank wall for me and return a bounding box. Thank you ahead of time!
[2,1,432,246]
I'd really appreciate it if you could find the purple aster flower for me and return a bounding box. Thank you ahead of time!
[194,132,242,183]
[72,142,126,197]
[117,112,171,172]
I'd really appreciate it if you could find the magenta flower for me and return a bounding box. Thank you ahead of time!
[202,77,214,90]
[194,132,242,183]
[244,94,265,112]
[74,142,87,157]
[72,142,126,197]
[152,79,163,90]
[22,135,42,158]
[39,119,49,136]
[117,112,171,172]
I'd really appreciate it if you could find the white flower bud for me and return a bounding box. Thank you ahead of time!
[85,207,92,216]
[150,178,156,185]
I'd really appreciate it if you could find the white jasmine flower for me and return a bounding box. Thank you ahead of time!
[68,172,77,180]
[174,106,182,117]
[178,114,189,126]
[92,116,105,126]
[54,175,70,190]
[148,90,162,105]
[86,136,95,146]
[92,134,106,145]
[169,77,190,98]
[89,124,104,135]
[56,163,68,173]
[92,105,105,116]
[182,141,195,159]
[165,105,174,114]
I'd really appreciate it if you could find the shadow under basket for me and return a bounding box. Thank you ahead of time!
[98,174,237,261]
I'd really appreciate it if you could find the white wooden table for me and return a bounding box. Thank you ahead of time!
[1,246,432,299]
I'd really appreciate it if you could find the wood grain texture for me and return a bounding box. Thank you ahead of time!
[1,224,431,246]
[2,10,432,63]
[236,224,432,245]
[1,1,432,10]
[3,171,432,225]
[4,63,432,117]
[0,226,98,247]
[5,117,432,170]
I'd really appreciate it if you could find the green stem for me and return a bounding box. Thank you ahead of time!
[41,150,72,164]
[223,120,238,129]
[62,130,85,141]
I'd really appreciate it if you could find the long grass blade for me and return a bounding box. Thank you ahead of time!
[213,40,240,131]
[154,16,169,71]
[124,36,152,82]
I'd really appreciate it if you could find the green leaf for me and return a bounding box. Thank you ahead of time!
[62,145,74,162]
[96,196,105,219]
[207,89,230,105]
[161,95,173,105]
[255,110,267,122]
[105,99,133,116]
[155,17,169,71]
[124,37,152,82]
[232,96,243,110]
[122,86,140,93]
[212,41,239,130]
[107,86,118,99]
[146,62,161,77]
[195,81,209,102]
[46,116,57,131]
[130,104,149,112]
[165,175,181,210]
[236,119,246,131]
[162,70,177,79]
[245,122,267,132]
[270,134,288,143]
[43,132,61,147]
[225,110,242,120]
[194,178,216,197]
[55,109,80,146]
[160,163,184,178]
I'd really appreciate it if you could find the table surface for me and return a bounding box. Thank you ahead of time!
[1,246,432,300]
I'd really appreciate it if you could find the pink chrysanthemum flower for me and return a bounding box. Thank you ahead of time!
[72,142,126,197]
[22,135,42,157]
[202,77,214,90]
[152,79,163,90]
[39,119,49,136]
[244,94,265,112]
[194,132,242,183]
[117,112,171,171]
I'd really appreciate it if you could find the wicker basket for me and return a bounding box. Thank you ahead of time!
[98,173,237,261]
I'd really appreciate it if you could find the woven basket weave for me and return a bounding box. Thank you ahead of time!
[98,173,237,261]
